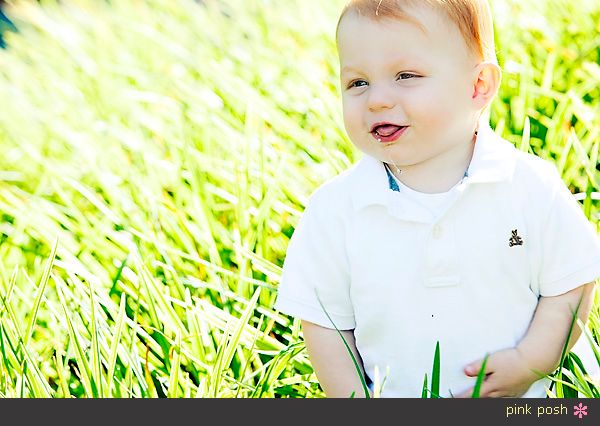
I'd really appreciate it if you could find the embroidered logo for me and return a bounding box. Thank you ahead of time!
[509,229,523,247]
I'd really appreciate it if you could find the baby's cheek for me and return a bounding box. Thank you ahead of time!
[342,105,362,136]
[415,92,467,130]
[410,86,448,113]
[341,99,353,125]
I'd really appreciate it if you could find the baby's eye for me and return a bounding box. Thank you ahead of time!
[347,79,368,89]
[396,72,418,80]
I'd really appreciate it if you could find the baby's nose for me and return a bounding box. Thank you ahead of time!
[367,84,396,111]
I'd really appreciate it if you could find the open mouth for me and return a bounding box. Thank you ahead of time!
[371,123,408,143]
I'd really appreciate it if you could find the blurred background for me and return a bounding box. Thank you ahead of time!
[0,0,598,397]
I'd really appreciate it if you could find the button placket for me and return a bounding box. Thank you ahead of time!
[433,224,442,239]
[423,219,460,287]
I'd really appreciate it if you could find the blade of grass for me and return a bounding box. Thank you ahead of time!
[167,330,181,398]
[54,352,71,398]
[210,286,261,396]
[88,281,104,397]
[315,291,370,398]
[549,293,583,397]
[519,115,531,152]
[0,266,19,321]
[251,341,305,398]
[234,314,263,398]
[578,317,600,369]
[471,353,489,398]
[570,129,597,187]
[14,335,53,397]
[23,238,57,346]
[372,366,382,398]
[566,351,598,398]
[106,292,127,397]
[431,341,440,398]
[56,284,95,397]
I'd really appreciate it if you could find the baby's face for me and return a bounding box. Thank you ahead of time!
[338,6,482,169]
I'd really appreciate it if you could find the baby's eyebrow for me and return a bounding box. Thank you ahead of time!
[341,60,425,76]
[340,65,362,74]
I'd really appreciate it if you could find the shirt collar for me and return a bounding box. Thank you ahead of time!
[350,121,518,212]
[384,162,469,192]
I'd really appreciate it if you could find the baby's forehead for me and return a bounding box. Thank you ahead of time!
[337,5,455,40]
[336,8,474,64]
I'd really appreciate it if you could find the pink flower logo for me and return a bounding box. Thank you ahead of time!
[573,403,588,419]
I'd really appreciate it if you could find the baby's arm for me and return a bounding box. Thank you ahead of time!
[301,320,371,398]
[516,282,596,375]
[458,282,596,397]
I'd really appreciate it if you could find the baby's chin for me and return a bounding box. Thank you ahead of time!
[369,142,463,168]
[355,147,397,162]
[362,149,416,169]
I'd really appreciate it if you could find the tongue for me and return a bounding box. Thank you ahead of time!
[376,125,401,137]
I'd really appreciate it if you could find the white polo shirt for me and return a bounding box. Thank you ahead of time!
[274,122,600,398]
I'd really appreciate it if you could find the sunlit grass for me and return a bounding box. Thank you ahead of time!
[0,0,598,397]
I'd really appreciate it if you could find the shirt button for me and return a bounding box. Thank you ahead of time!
[433,225,442,239]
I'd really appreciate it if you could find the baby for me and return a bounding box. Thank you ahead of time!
[274,0,600,397]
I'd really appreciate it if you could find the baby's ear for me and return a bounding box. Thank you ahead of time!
[471,62,502,108]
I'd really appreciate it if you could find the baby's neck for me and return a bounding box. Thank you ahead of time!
[388,137,476,194]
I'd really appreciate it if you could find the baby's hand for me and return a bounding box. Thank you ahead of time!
[455,348,543,398]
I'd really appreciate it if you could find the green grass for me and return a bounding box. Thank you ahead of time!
[0,0,598,397]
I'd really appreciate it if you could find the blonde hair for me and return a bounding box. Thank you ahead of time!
[336,0,498,64]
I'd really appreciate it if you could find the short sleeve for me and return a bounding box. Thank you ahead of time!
[538,169,600,296]
[273,193,355,330]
